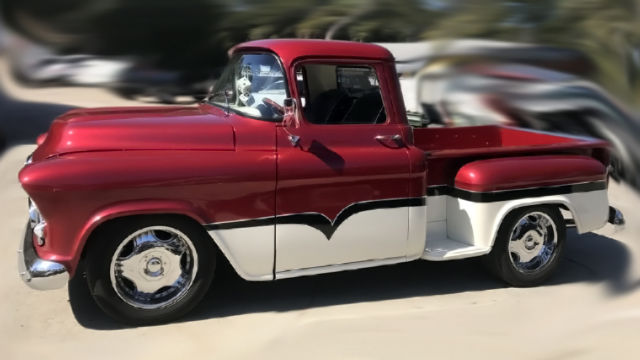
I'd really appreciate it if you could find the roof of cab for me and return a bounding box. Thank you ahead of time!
[231,39,394,67]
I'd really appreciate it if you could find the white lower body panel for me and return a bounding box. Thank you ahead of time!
[205,188,609,280]
[275,207,409,273]
[208,225,274,281]
[421,189,609,261]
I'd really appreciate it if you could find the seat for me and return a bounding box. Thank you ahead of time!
[304,89,349,124]
[342,91,386,124]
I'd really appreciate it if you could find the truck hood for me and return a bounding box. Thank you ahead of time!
[32,105,235,160]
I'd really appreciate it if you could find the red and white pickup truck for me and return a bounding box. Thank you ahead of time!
[18,39,624,324]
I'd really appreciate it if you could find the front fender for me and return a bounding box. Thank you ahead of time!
[47,199,209,277]
[73,199,209,269]
[19,149,276,277]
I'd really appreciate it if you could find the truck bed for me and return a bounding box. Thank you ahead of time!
[413,125,609,186]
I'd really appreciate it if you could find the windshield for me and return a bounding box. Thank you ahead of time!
[209,53,287,120]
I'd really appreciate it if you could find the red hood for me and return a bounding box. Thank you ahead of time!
[32,105,235,160]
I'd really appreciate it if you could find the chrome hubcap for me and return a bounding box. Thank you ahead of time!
[109,226,198,309]
[508,212,557,273]
[145,257,163,277]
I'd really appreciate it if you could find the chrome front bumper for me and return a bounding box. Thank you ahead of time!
[17,224,69,290]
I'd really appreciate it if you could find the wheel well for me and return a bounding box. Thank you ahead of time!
[509,203,563,215]
[501,203,567,225]
[491,202,568,250]
[79,213,212,262]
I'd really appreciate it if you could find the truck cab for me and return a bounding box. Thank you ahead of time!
[18,39,623,325]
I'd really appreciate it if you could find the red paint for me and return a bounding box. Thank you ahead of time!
[232,39,394,70]
[36,133,47,146]
[32,105,235,161]
[414,125,609,186]
[276,123,412,221]
[414,125,580,153]
[275,57,413,219]
[18,39,611,276]
[454,155,606,192]
[20,145,277,275]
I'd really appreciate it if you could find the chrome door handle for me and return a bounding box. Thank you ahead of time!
[375,134,403,148]
[375,134,401,141]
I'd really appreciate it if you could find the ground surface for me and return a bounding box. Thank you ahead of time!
[1,56,639,359]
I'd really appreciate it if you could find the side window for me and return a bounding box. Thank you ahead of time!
[297,64,387,125]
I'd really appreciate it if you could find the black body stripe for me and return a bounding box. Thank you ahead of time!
[276,197,424,238]
[204,197,425,239]
[426,181,606,203]
[205,217,275,230]
[204,181,605,236]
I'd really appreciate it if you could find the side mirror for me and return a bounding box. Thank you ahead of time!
[283,98,300,129]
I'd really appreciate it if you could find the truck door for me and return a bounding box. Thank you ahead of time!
[275,61,416,275]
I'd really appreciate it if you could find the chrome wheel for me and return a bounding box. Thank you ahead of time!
[508,211,558,273]
[109,226,198,309]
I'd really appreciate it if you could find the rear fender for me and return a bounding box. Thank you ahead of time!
[488,193,605,241]
[450,154,609,249]
[446,191,609,252]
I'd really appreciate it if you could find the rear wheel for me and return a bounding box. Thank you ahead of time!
[86,216,215,325]
[483,206,565,287]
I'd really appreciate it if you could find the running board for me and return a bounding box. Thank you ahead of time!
[422,237,491,261]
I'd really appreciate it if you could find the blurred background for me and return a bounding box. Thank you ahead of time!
[1,0,639,188]
[2,3,640,357]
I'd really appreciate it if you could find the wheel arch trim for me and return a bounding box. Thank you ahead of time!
[488,197,575,252]
[72,200,210,275]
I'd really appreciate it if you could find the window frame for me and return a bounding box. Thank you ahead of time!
[208,51,290,122]
[291,59,391,127]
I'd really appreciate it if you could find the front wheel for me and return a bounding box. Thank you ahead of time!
[85,216,215,325]
[483,206,565,287]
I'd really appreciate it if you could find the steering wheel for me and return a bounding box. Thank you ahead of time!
[262,98,284,115]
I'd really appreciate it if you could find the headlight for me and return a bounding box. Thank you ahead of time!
[28,198,46,246]
[28,199,41,228]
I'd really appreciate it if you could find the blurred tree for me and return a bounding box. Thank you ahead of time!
[343,0,435,41]
[1,0,95,50]
[420,0,640,104]
[220,0,321,40]
[1,0,229,69]
[1,0,639,104]
[539,0,640,103]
